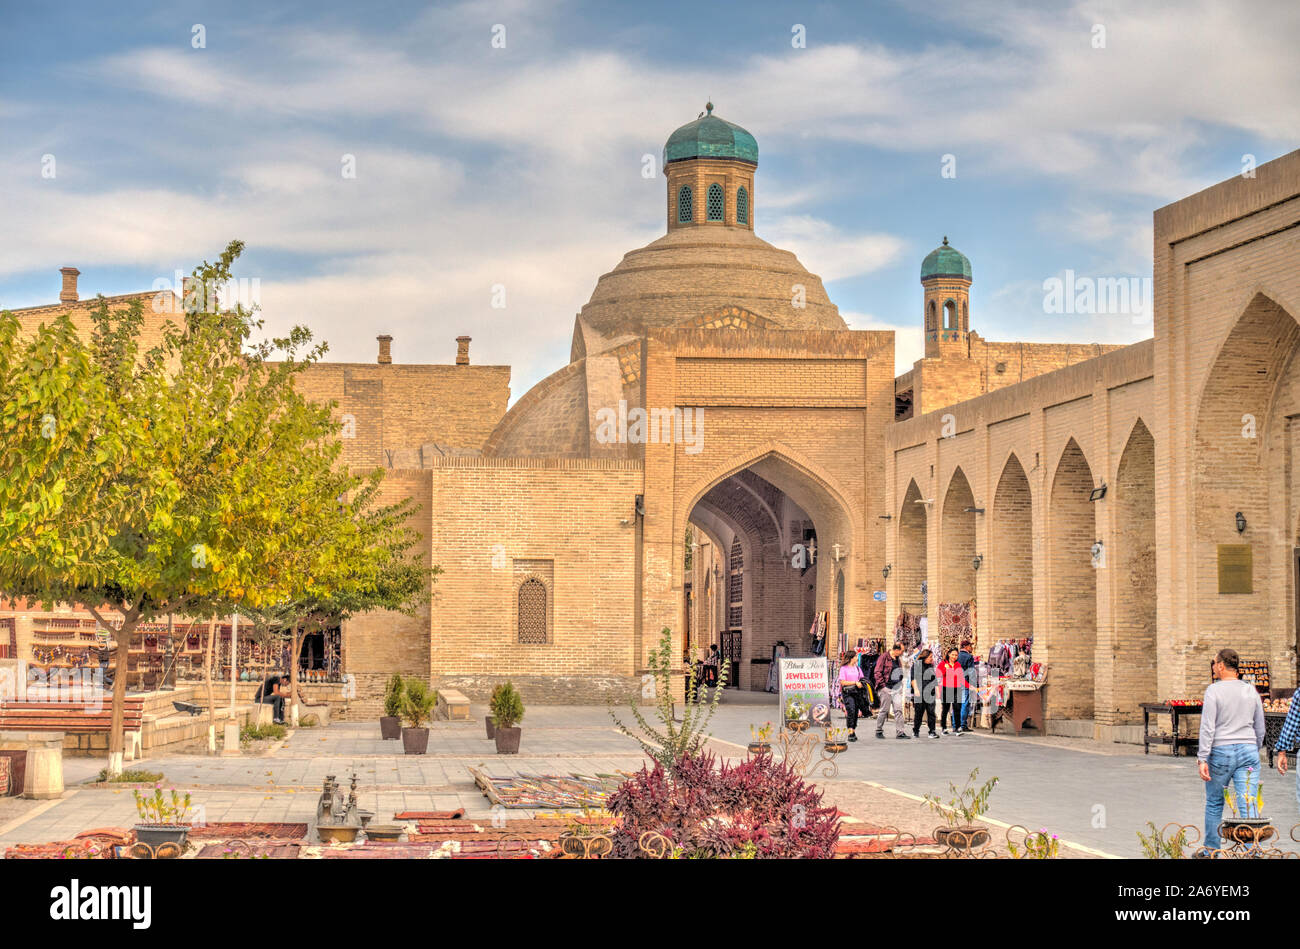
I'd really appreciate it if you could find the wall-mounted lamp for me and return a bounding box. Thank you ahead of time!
[634,494,645,518]
[882,564,892,579]
[963,506,985,515]
[1088,483,1107,502]
[971,554,983,571]
[1235,511,1247,535]
[1090,541,1106,569]
[831,543,847,562]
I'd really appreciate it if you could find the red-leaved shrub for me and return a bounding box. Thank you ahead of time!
[607,751,840,858]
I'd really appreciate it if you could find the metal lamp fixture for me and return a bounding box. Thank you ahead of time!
[971,554,983,571]
[1088,483,1107,502]
[1235,511,1247,535]
[882,564,891,579]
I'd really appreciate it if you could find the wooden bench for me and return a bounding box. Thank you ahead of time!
[0,699,146,759]
[436,689,471,722]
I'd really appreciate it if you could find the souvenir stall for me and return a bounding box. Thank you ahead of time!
[1141,658,1292,762]
[975,637,1044,734]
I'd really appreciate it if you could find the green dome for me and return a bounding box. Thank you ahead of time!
[920,237,972,281]
[664,103,758,166]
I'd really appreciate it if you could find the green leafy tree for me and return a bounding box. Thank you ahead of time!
[610,626,728,774]
[0,241,426,773]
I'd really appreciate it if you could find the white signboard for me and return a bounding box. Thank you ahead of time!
[778,656,831,725]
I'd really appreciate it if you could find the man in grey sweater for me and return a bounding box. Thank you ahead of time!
[1197,648,1265,851]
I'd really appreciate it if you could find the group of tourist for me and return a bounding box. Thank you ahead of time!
[837,640,980,742]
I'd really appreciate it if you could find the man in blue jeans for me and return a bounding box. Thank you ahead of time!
[1197,648,1265,852]
[1272,692,1300,816]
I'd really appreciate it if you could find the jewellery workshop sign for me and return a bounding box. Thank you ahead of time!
[778,656,831,725]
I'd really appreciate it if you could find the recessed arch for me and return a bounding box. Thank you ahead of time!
[990,453,1033,642]
[944,299,959,330]
[898,478,928,617]
[1047,437,1097,719]
[706,182,724,221]
[677,185,693,223]
[940,467,977,607]
[1112,418,1156,723]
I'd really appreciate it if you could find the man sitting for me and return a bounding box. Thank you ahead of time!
[253,672,291,725]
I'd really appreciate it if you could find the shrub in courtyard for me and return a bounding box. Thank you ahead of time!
[490,682,524,730]
[401,679,437,728]
[383,673,405,718]
[606,750,840,859]
[610,626,727,775]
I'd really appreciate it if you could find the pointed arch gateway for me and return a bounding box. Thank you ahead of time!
[682,447,857,691]
[940,467,977,607]
[1047,438,1097,719]
[990,454,1033,641]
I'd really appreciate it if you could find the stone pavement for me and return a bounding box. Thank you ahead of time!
[2,701,1297,858]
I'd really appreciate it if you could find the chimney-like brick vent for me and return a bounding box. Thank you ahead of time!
[59,267,80,303]
[377,334,393,365]
[456,335,471,366]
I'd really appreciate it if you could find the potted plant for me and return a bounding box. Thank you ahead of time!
[486,683,504,739]
[1221,771,1273,844]
[923,767,999,851]
[132,786,196,855]
[380,673,404,740]
[824,726,849,753]
[400,678,437,755]
[492,681,525,754]
[747,721,774,756]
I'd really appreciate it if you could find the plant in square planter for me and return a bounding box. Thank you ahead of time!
[491,682,525,754]
[380,672,404,740]
[747,721,774,756]
[132,786,196,856]
[400,679,437,755]
[924,766,998,852]
[486,683,506,739]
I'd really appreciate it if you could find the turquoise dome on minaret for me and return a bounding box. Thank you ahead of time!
[920,237,972,281]
[664,102,759,166]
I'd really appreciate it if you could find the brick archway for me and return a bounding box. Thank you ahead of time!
[940,467,977,606]
[1047,438,1097,719]
[990,453,1033,641]
[1111,418,1156,723]
[897,479,928,617]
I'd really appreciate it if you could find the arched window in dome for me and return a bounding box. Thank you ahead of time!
[677,186,693,224]
[962,301,968,331]
[707,183,725,222]
[927,301,937,332]
[945,299,959,331]
[736,186,749,225]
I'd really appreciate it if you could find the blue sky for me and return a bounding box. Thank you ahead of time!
[2,0,1296,399]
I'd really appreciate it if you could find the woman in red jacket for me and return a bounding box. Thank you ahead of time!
[937,648,968,735]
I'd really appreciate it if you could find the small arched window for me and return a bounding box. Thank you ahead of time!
[518,578,548,644]
[962,301,968,330]
[945,299,959,330]
[926,300,937,332]
[707,183,724,221]
[677,186,693,224]
[736,186,749,225]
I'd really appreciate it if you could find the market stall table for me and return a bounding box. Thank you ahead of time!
[1140,702,1201,757]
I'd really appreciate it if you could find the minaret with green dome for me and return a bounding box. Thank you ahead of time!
[920,236,973,359]
[663,102,758,232]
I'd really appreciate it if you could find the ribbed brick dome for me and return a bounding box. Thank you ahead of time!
[577,227,845,342]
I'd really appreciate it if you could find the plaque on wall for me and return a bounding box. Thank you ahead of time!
[1217,544,1253,594]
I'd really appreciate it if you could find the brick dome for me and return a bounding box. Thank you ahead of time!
[576,226,845,344]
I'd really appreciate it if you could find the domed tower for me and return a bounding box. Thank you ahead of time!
[921,237,972,359]
[663,102,757,231]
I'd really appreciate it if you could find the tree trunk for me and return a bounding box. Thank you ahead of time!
[106,620,135,777]
[289,627,304,726]
[203,616,218,754]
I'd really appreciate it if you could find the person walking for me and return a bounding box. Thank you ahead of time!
[938,648,968,735]
[911,648,939,738]
[874,643,910,739]
[1198,648,1266,852]
[1273,691,1300,817]
[704,644,720,687]
[838,650,866,742]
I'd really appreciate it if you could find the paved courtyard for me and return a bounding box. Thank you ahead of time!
[3,698,1297,858]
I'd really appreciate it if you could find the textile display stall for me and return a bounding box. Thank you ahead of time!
[937,601,976,656]
[893,610,921,650]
